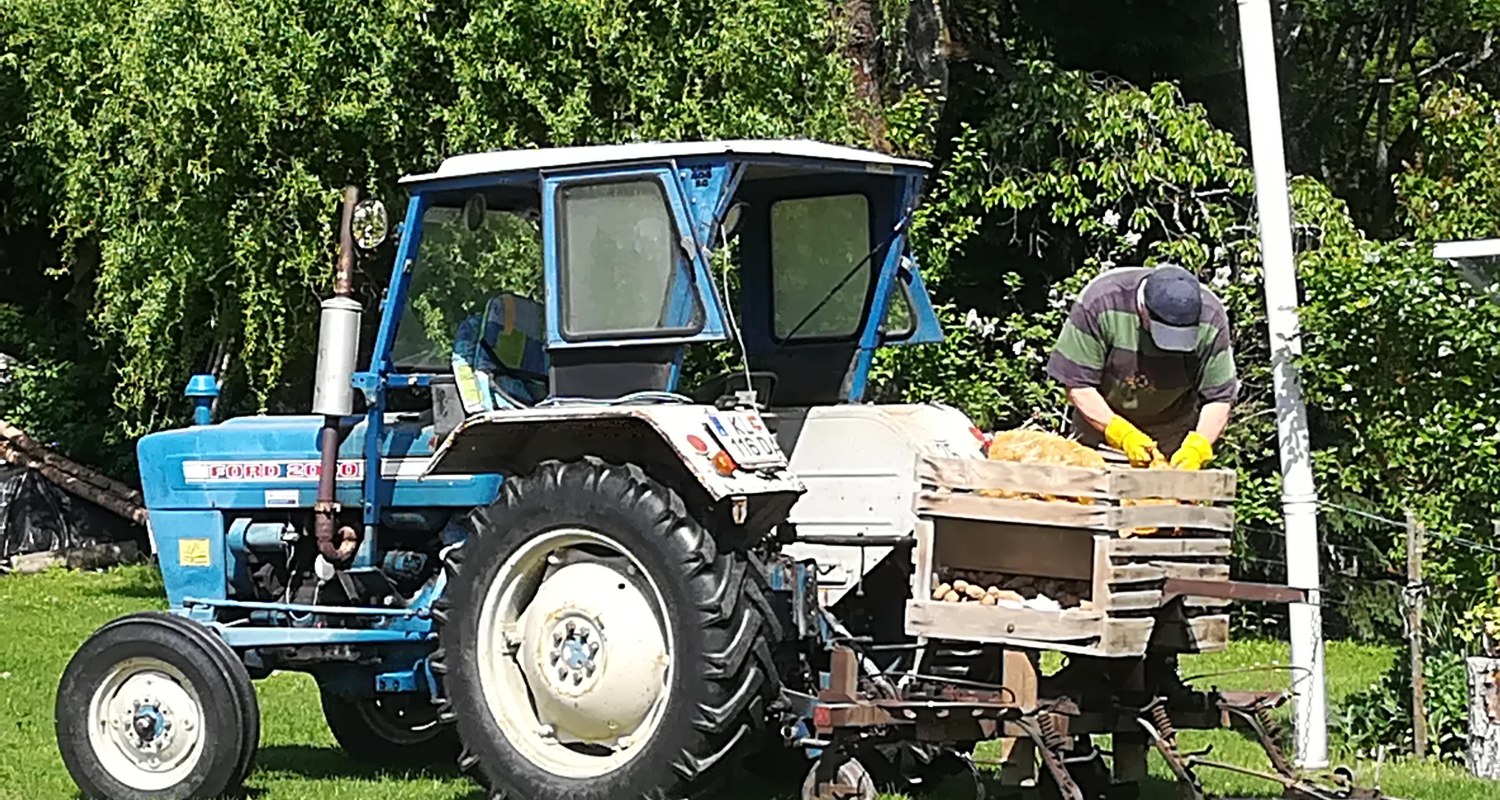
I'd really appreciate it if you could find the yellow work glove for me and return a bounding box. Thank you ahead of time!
[1104,416,1159,467]
[1170,432,1214,470]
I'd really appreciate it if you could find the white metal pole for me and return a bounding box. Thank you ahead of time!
[1235,0,1329,768]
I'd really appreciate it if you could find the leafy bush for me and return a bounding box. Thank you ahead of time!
[1334,648,1469,761]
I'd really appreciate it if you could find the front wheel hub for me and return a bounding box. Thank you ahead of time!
[87,660,206,789]
[516,560,668,746]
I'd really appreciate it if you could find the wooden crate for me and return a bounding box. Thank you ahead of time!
[906,456,1237,658]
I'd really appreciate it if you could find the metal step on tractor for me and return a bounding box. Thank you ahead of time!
[55,140,1387,800]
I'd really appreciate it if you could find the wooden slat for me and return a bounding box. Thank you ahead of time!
[1108,537,1231,558]
[1100,618,1156,656]
[918,491,1113,529]
[912,518,935,602]
[1183,595,1233,609]
[1108,468,1236,502]
[916,456,1236,502]
[1153,562,1231,581]
[1091,534,1113,610]
[1149,615,1230,653]
[1104,563,1169,585]
[904,600,1102,643]
[918,457,1113,498]
[918,491,1233,532]
[1115,503,1234,532]
[1104,590,1164,613]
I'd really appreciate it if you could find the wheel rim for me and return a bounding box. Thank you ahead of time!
[354,696,442,744]
[475,527,673,778]
[85,656,207,791]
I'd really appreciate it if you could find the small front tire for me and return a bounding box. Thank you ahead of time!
[56,613,257,800]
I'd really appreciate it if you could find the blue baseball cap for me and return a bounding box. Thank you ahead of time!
[1137,266,1202,352]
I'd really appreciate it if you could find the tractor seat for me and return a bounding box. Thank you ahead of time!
[451,293,550,413]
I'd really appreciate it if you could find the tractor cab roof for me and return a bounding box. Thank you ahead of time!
[380,138,942,408]
[398,139,930,185]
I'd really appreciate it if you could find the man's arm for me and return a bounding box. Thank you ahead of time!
[1194,401,1231,444]
[1066,386,1116,433]
[1172,293,1238,467]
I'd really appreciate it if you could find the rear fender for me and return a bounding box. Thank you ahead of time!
[425,405,804,531]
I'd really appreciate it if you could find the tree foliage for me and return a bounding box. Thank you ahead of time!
[6,0,1500,672]
[0,0,859,448]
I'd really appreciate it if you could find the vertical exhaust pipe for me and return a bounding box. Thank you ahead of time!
[313,186,363,565]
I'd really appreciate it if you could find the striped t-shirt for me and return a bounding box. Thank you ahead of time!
[1047,267,1238,437]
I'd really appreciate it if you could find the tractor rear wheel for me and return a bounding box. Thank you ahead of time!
[56,612,259,799]
[319,685,460,766]
[435,457,778,800]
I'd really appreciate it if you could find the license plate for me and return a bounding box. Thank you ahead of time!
[706,410,786,468]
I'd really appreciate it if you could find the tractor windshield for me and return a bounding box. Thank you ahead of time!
[391,204,543,371]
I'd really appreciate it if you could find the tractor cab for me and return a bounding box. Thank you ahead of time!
[376,140,943,424]
[370,142,976,607]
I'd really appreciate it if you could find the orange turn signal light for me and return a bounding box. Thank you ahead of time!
[712,450,738,476]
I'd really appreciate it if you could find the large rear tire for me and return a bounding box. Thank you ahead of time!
[436,457,778,800]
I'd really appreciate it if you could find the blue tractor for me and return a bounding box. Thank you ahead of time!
[55,140,976,800]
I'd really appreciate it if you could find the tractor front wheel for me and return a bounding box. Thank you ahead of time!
[55,612,259,800]
[436,457,778,800]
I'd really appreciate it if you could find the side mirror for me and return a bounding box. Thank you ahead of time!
[463,193,488,231]
[352,199,388,250]
[720,201,747,242]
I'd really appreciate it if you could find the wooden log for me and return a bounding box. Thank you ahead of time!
[8,541,141,574]
[1469,656,1500,779]
[916,456,1236,502]
[0,418,143,504]
[0,443,148,525]
[1407,511,1428,758]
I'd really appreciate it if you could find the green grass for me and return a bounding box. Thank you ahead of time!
[0,564,1493,799]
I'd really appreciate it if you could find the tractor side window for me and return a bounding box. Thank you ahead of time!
[559,180,700,339]
[884,282,915,338]
[770,193,872,340]
[392,206,543,371]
